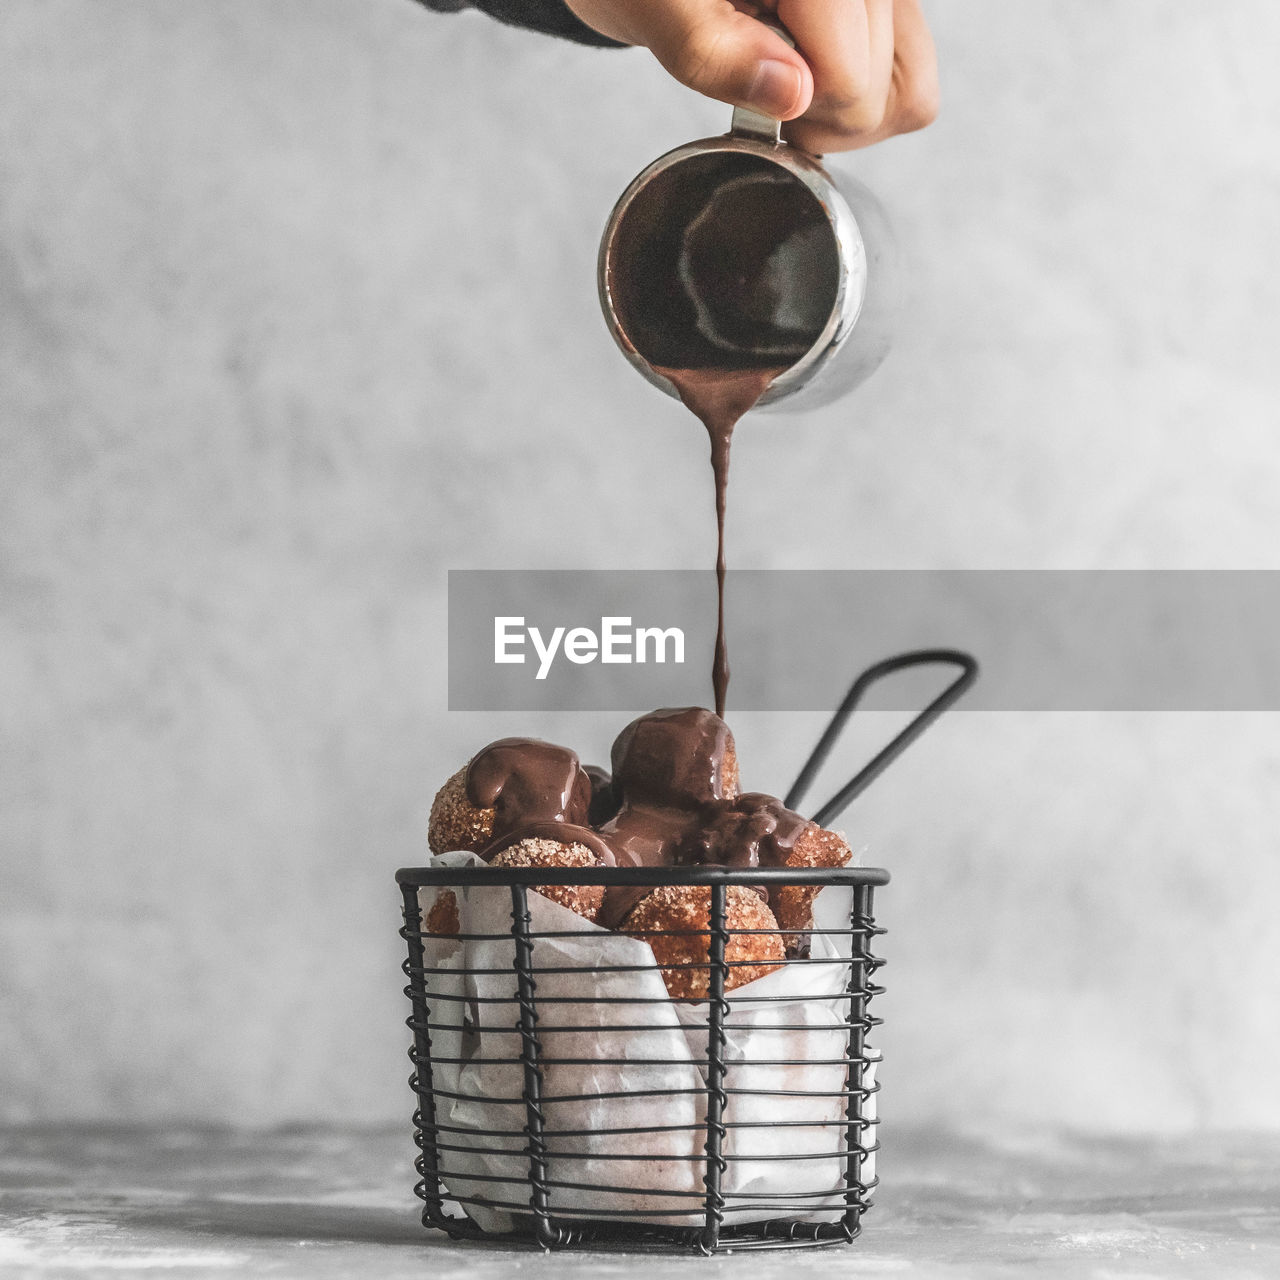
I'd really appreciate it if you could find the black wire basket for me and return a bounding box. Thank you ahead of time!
[397,650,976,1255]
[399,862,886,1254]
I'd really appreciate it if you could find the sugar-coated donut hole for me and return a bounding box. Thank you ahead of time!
[423,888,460,938]
[721,740,740,800]
[773,825,853,943]
[427,767,495,854]
[490,837,605,923]
[622,884,784,999]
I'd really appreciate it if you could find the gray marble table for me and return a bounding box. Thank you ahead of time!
[2,1126,1277,1278]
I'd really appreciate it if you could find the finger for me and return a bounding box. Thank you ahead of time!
[569,0,815,118]
[784,0,938,151]
[882,0,939,135]
[775,0,896,151]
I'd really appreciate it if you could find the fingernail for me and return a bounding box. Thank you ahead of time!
[746,59,802,117]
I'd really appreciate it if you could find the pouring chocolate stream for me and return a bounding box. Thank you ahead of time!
[603,149,838,715]
[653,366,786,718]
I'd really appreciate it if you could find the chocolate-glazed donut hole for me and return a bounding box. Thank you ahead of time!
[465,738,591,842]
[430,717,853,960]
[610,707,737,808]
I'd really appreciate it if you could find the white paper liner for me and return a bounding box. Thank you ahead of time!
[415,850,878,1233]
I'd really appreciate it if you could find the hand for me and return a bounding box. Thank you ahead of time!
[565,0,938,153]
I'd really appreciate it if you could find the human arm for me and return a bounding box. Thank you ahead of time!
[411,0,623,48]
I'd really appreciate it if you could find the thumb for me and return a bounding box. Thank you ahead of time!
[632,1,813,119]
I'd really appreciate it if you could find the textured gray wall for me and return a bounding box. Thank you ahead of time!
[3,1,1278,1130]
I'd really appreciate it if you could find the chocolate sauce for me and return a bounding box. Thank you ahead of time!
[653,366,786,718]
[605,151,839,715]
[583,764,620,826]
[465,738,591,842]
[467,712,812,930]
[610,706,735,807]
[600,705,772,925]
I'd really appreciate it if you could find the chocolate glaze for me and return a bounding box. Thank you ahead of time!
[465,711,815,932]
[611,706,735,807]
[689,792,812,869]
[583,764,620,827]
[465,738,591,842]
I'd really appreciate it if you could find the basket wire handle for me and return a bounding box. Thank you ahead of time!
[785,649,979,828]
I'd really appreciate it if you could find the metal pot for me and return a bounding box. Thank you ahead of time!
[598,100,898,411]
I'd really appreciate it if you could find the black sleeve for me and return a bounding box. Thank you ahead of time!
[412,0,626,48]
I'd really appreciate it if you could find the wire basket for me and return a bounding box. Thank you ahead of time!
[397,649,976,1254]
[398,863,886,1254]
